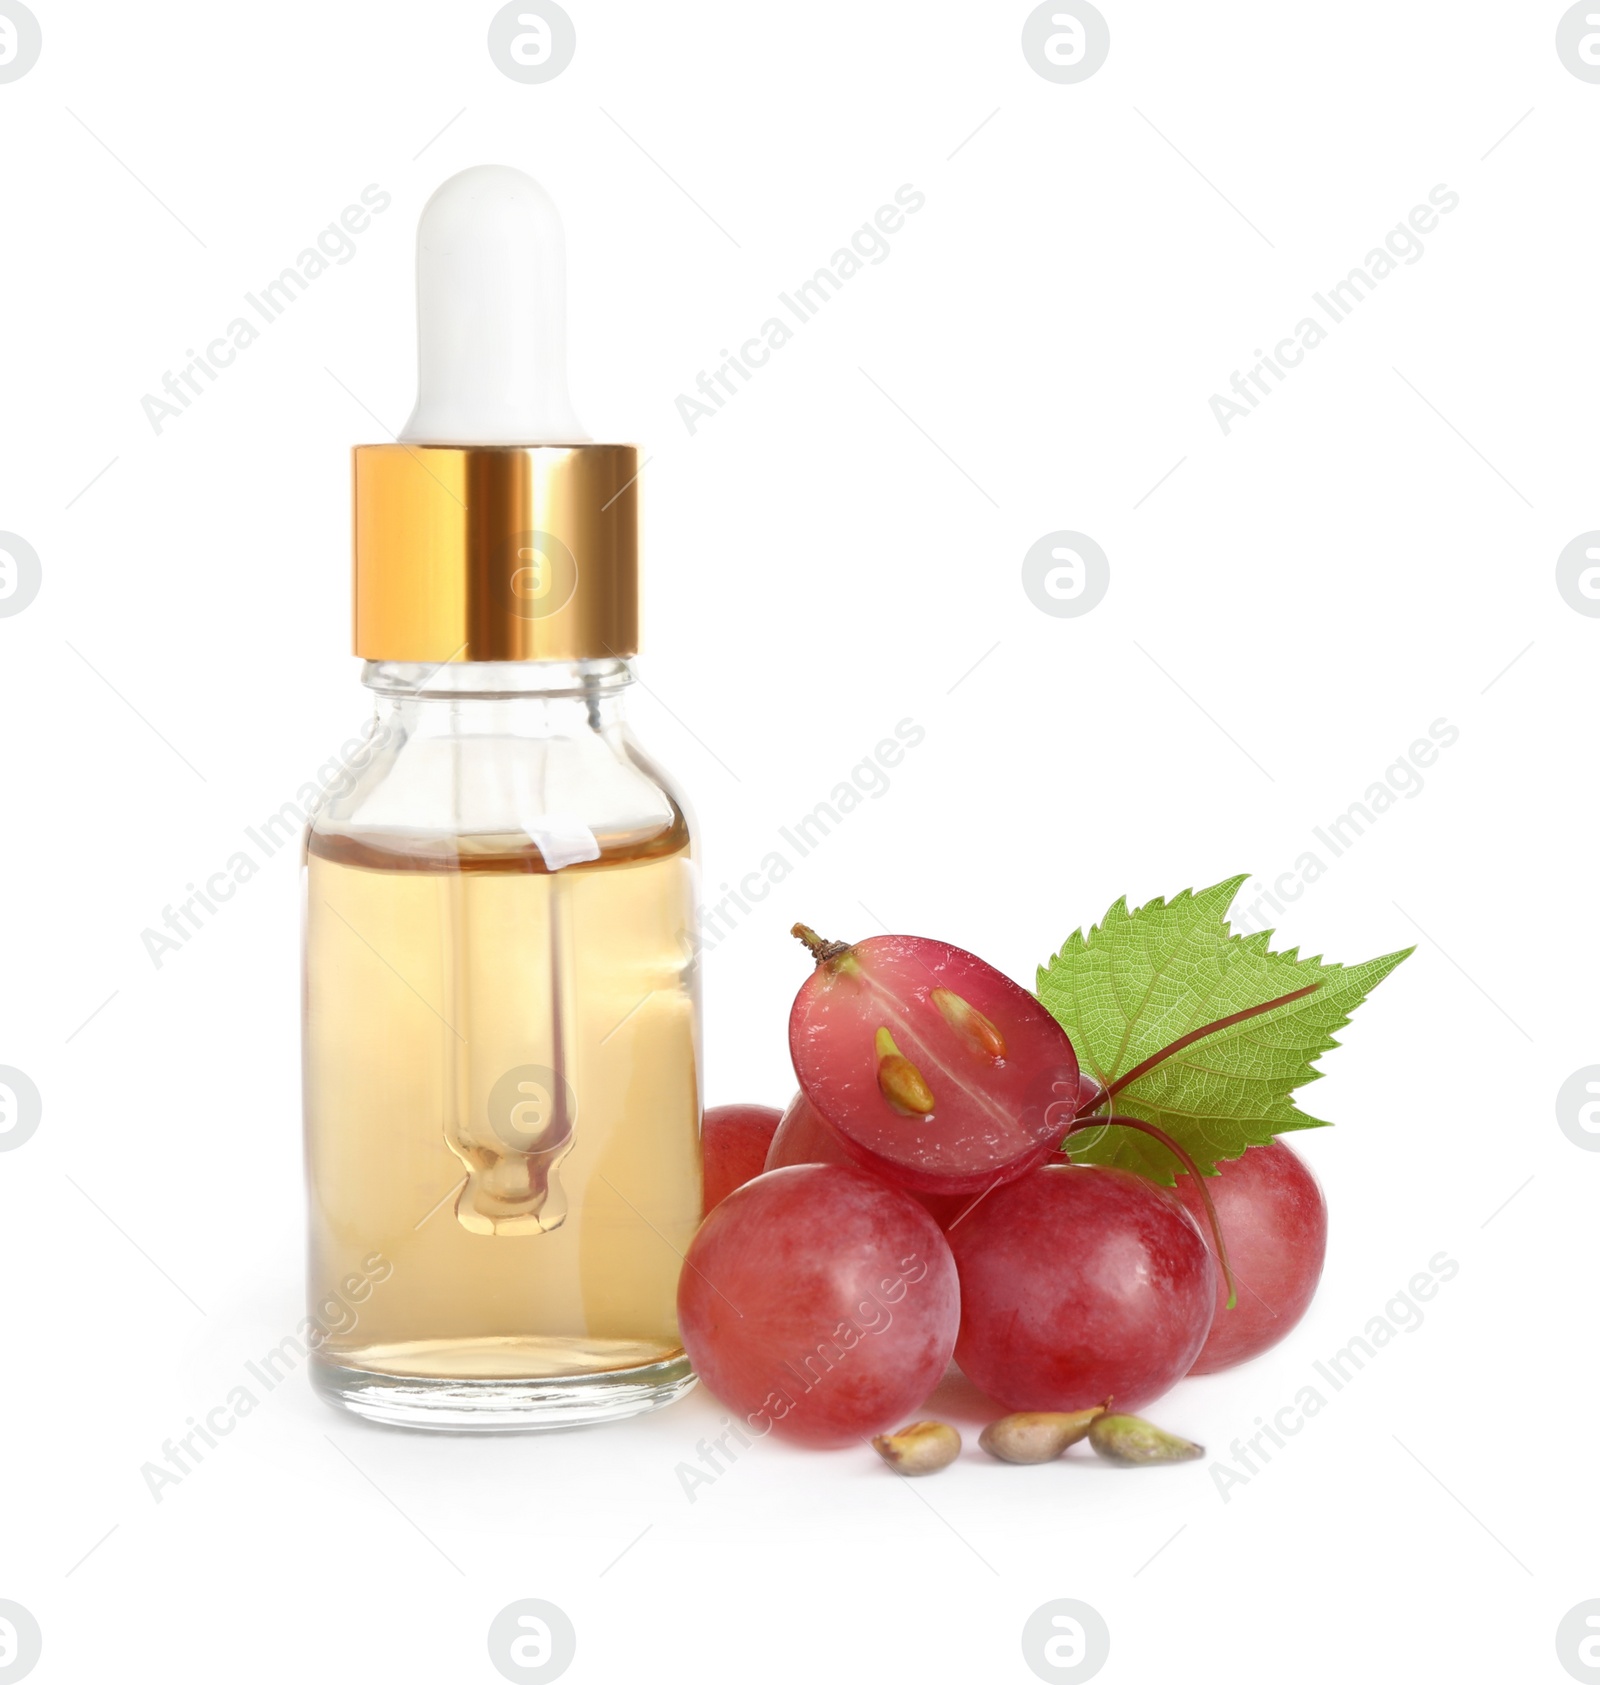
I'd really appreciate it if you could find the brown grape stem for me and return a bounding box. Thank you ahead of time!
[1064,1112,1238,1311]
[791,923,853,965]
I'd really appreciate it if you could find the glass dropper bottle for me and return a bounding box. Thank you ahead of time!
[302,164,702,1431]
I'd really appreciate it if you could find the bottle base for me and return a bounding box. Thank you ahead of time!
[310,1349,696,1432]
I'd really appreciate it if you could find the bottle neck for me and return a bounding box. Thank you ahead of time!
[361,658,633,736]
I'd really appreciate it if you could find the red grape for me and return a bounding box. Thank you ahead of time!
[677,1164,960,1446]
[763,1091,848,1174]
[788,929,1079,1195]
[950,1164,1215,1412]
[702,1103,782,1214]
[1172,1139,1327,1374]
[764,1092,970,1227]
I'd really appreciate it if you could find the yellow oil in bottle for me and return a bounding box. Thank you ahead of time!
[302,820,700,1425]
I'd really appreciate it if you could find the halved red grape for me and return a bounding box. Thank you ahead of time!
[1172,1139,1327,1374]
[950,1163,1216,1412]
[702,1103,782,1214]
[677,1164,960,1446]
[788,928,1079,1196]
[764,1092,969,1227]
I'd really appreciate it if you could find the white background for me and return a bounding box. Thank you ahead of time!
[0,2,1591,1681]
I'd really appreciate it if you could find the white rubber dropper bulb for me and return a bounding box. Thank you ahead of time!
[399,164,587,445]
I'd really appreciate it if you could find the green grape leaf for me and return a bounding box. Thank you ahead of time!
[1034,874,1411,1183]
